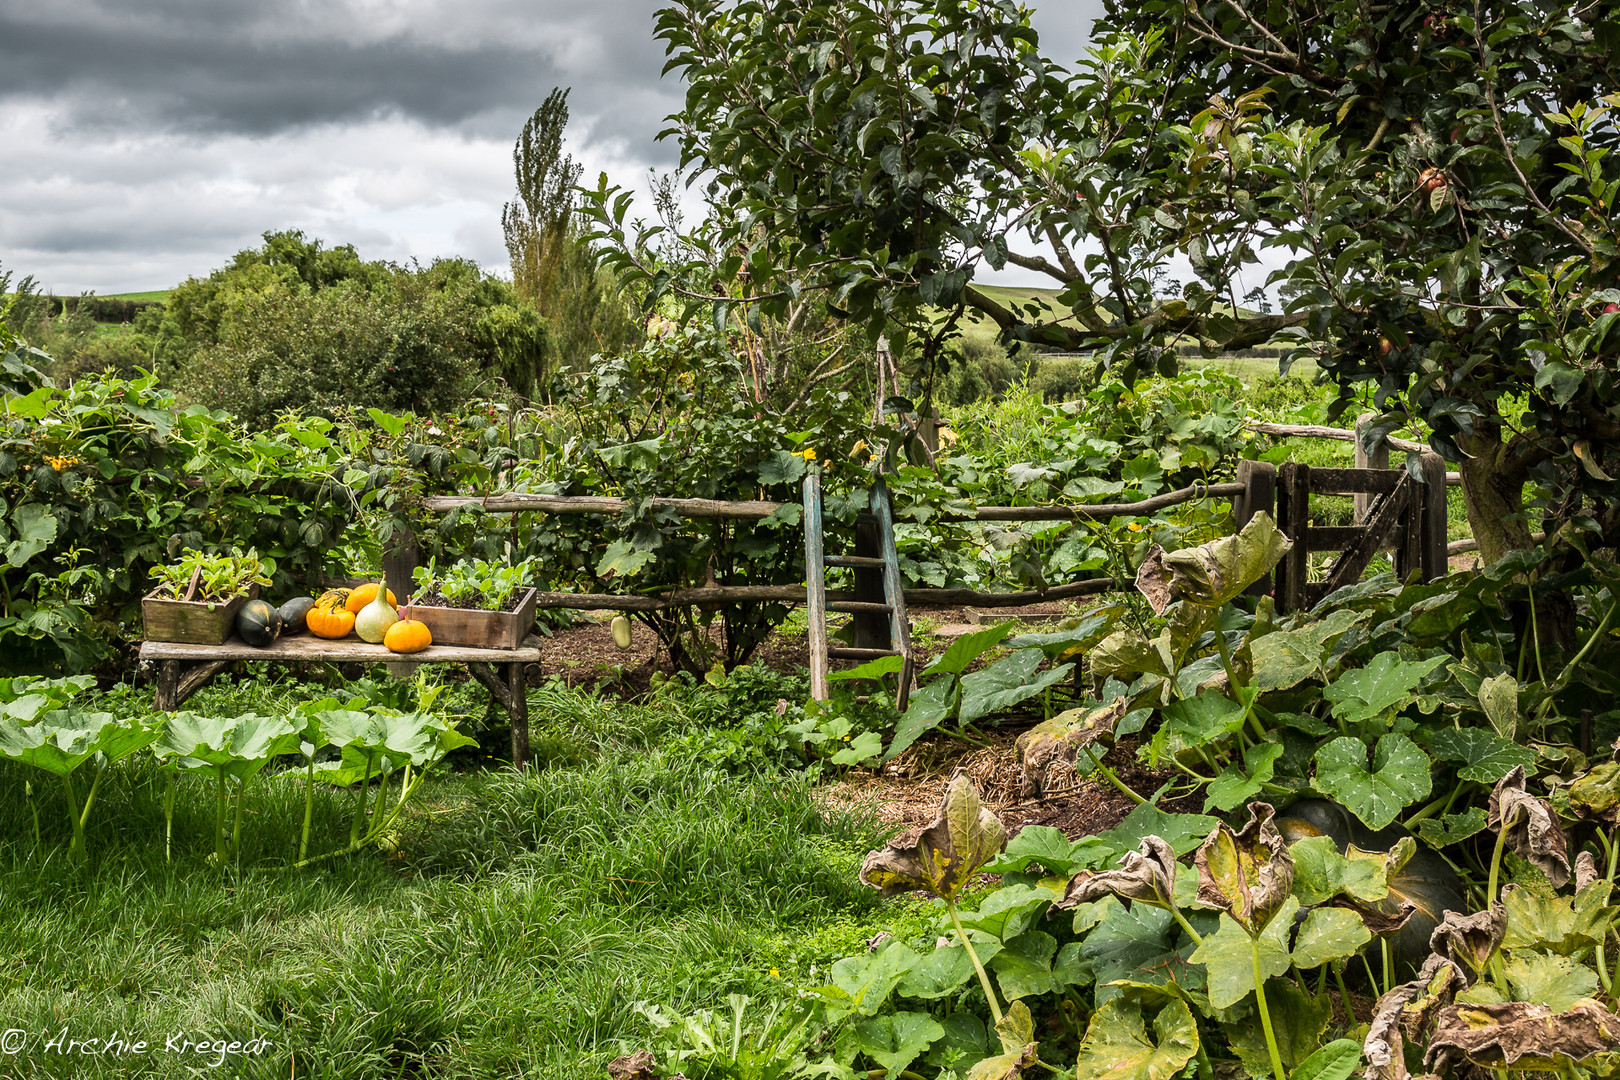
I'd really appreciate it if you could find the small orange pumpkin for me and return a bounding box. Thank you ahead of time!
[308,589,357,639]
[384,614,432,654]
[345,583,397,614]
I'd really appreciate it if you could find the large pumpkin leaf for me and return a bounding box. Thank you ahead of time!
[824,942,921,1017]
[923,622,1015,677]
[1504,953,1599,1013]
[958,649,1073,725]
[1502,882,1614,955]
[155,712,300,781]
[1489,766,1571,888]
[1248,608,1369,692]
[1288,834,1389,906]
[1150,691,1249,765]
[1148,513,1293,610]
[1080,902,1203,1005]
[1428,1000,1620,1072]
[989,930,1066,1001]
[1103,803,1219,858]
[1429,727,1536,784]
[1314,734,1432,831]
[3,502,57,568]
[1414,807,1490,848]
[859,774,1006,901]
[880,675,955,764]
[1323,652,1449,725]
[1189,897,1298,1009]
[955,883,1059,941]
[1292,906,1373,969]
[1292,1039,1364,1080]
[1007,609,1119,659]
[986,824,1112,877]
[0,709,159,777]
[1057,836,1178,911]
[1073,998,1199,1080]
[899,940,1001,1000]
[854,1011,944,1077]
[1227,980,1333,1074]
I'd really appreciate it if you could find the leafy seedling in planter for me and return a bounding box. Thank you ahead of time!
[148,547,273,606]
[0,675,162,861]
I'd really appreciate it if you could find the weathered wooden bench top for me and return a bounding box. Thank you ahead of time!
[139,635,542,765]
[138,635,541,663]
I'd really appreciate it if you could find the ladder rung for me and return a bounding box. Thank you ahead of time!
[829,647,904,661]
[829,601,892,615]
[825,555,885,568]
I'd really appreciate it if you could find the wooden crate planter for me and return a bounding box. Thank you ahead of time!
[404,587,539,650]
[142,585,260,646]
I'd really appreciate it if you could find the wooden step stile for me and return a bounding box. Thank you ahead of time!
[803,469,914,710]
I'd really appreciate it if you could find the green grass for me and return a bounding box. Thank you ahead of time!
[0,675,902,1079]
[100,290,171,303]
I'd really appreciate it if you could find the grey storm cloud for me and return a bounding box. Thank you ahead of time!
[0,0,1099,294]
[0,0,678,145]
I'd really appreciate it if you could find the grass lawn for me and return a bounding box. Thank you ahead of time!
[99,291,172,304]
[0,674,906,1079]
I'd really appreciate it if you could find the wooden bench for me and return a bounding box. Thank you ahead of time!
[138,634,541,766]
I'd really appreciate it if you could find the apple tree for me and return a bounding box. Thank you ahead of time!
[587,0,1620,564]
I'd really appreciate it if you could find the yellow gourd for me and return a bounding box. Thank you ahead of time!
[384,614,432,654]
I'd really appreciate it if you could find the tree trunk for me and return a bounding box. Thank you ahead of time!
[1454,430,1535,565]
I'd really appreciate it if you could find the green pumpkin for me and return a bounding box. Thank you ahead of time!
[237,599,283,648]
[279,596,316,635]
[1277,798,1464,964]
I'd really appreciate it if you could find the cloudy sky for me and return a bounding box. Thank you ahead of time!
[0,0,1102,295]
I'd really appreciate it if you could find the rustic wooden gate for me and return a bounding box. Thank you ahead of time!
[1234,455,1449,612]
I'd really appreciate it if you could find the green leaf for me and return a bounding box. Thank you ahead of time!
[898,942,997,1000]
[1289,835,1389,906]
[831,730,884,765]
[594,538,656,580]
[1152,691,1249,763]
[1205,741,1284,812]
[4,503,57,567]
[155,712,301,782]
[1429,727,1536,783]
[365,407,408,437]
[986,824,1109,877]
[0,710,159,777]
[1102,803,1219,857]
[1189,898,1297,1009]
[958,650,1073,724]
[854,1011,945,1076]
[1414,807,1490,848]
[955,884,1058,941]
[1502,882,1615,955]
[1082,902,1203,1004]
[827,942,921,1016]
[924,622,1015,676]
[990,930,1062,1000]
[1314,734,1433,830]
[1226,980,1333,1074]
[1248,608,1369,692]
[828,653,906,682]
[881,675,955,763]
[1073,998,1200,1080]
[1323,653,1449,724]
[1292,906,1374,968]
[1504,952,1598,1013]
[1478,673,1521,739]
[756,449,808,485]
[1007,609,1120,659]
[1292,1039,1364,1080]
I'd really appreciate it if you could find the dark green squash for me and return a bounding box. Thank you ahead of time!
[237,599,283,648]
[1277,798,1465,964]
[279,596,316,635]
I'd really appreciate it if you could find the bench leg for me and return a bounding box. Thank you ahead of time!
[467,661,531,769]
[154,659,232,711]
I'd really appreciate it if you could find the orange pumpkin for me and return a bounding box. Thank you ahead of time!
[308,590,357,639]
[384,616,432,654]
[345,583,397,614]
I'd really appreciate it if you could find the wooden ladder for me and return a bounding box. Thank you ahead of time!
[803,470,914,710]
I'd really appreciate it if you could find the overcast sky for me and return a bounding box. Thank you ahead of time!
[0,0,1102,295]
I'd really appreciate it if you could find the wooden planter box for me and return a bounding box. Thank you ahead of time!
[405,587,539,650]
[142,585,259,646]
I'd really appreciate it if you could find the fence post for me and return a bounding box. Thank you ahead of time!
[1420,451,1448,581]
[1235,460,1277,597]
[1277,463,1310,613]
[383,524,420,680]
[1353,413,1389,524]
